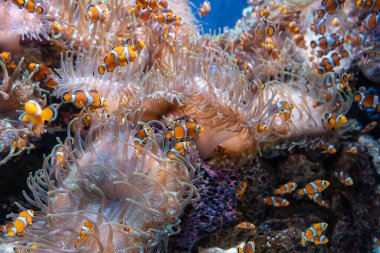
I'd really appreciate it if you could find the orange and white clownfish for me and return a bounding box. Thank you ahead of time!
[237,241,255,253]
[98,44,139,74]
[53,146,65,167]
[248,79,265,96]
[317,50,349,74]
[321,144,336,154]
[134,126,153,156]
[356,0,380,10]
[300,222,328,246]
[165,121,203,140]
[257,122,269,133]
[18,100,58,136]
[167,142,190,159]
[236,222,255,229]
[6,210,35,237]
[62,90,107,110]
[161,25,176,48]
[258,6,270,18]
[151,12,182,26]
[13,242,40,253]
[198,0,211,17]
[310,33,347,52]
[310,16,327,35]
[353,87,380,113]
[0,221,12,234]
[121,38,147,53]
[11,0,44,14]
[361,11,379,30]
[12,136,26,150]
[334,171,353,186]
[256,19,276,40]
[273,182,297,195]
[276,101,294,124]
[240,31,252,46]
[75,220,94,247]
[321,113,347,130]
[27,63,58,89]
[346,143,358,155]
[131,4,153,21]
[237,181,248,199]
[85,2,108,23]
[309,193,330,208]
[316,0,346,17]
[297,180,330,196]
[261,196,290,207]
[312,234,329,245]
[0,51,11,62]
[135,0,169,9]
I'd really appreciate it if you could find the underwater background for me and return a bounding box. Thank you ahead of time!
[0,0,379,252]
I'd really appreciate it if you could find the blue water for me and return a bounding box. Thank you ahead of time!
[190,0,248,32]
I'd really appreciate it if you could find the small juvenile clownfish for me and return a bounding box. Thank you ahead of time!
[75,220,94,247]
[167,142,190,159]
[276,101,294,124]
[361,11,380,30]
[11,0,44,14]
[236,222,255,229]
[248,79,265,96]
[297,180,330,196]
[334,171,353,186]
[151,12,182,26]
[256,19,276,40]
[257,122,269,133]
[317,50,349,74]
[310,16,327,35]
[134,126,153,156]
[165,121,203,140]
[362,121,377,133]
[261,196,290,207]
[0,221,12,234]
[237,241,255,253]
[131,4,153,21]
[12,136,26,150]
[98,44,139,74]
[121,38,147,53]
[273,182,297,195]
[321,144,336,154]
[13,242,40,253]
[18,100,58,136]
[27,63,58,89]
[53,146,65,167]
[321,113,347,130]
[316,0,346,17]
[357,0,380,10]
[310,33,348,52]
[309,193,330,208]
[258,6,270,18]
[263,43,281,60]
[62,90,107,111]
[353,87,380,113]
[161,25,176,48]
[198,0,211,17]
[237,181,248,200]
[346,144,358,155]
[6,210,35,237]
[0,51,11,62]
[300,222,328,246]
[136,0,169,9]
[240,31,252,46]
[85,2,108,23]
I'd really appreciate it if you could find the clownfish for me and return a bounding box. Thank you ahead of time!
[12,136,26,150]
[361,11,379,30]
[300,222,328,246]
[240,31,252,45]
[362,121,378,133]
[321,113,347,130]
[167,142,190,159]
[0,51,11,62]
[98,44,139,74]
[310,15,327,35]
[356,0,380,10]
[85,2,108,23]
[62,90,107,110]
[28,63,58,89]
[312,235,329,245]
[134,126,153,156]
[309,193,330,208]
[261,196,290,207]
[248,79,265,96]
[165,121,203,140]
[257,122,269,133]
[317,50,349,74]
[136,0,169,9]
[321,144,336,154]
[334,171,353,186]
[0,221,12,234]
[6,210,34,237]
[151,12,182,26]
[119,38,147,53]
[53,146,65,167]
[316,0,345,17]
[18,100,58,136]
[11,0,44,14]
[236,222,255,229]
[353,87,380,113]
[75,220,94,247]
[346,144,358,155]
[198,0,211,17]
[13,242,39,253]
[161,25,176,48]
[130,4,153,21]
[276,101,294,124]
[263,43,281,60]
[310,33,348,52]
[237,181,248,199]
[256,19,275,40]
[273,182,297,195]
[258,6,270,18]
[297,180,330,196]
[237,241,255,253]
